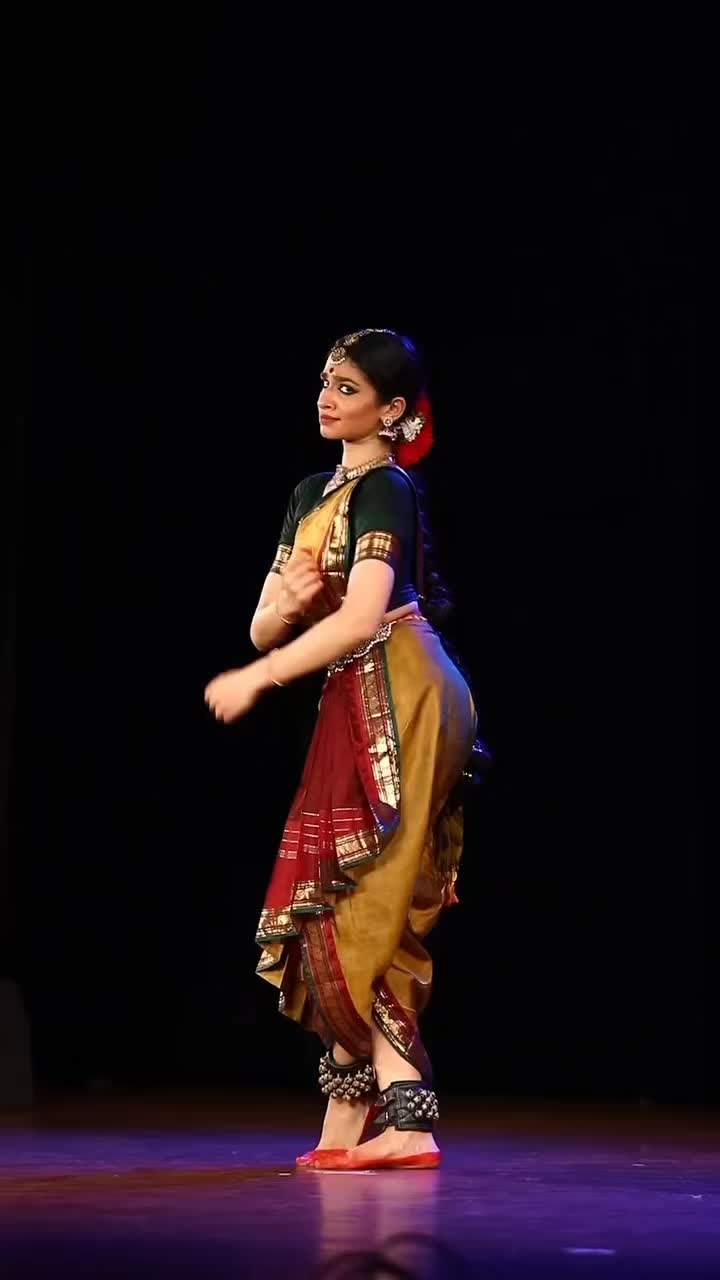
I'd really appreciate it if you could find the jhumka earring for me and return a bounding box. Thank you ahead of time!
[378,416,399,440]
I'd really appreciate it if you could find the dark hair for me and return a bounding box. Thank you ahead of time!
[330,329,458,644]
[330,329,424,417]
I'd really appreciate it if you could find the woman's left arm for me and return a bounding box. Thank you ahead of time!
[205,559,394,722]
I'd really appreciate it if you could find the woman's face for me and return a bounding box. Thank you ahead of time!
[317,358,404,443]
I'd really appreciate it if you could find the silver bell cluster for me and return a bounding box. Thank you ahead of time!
[405,1087,439,1121]
[318,1053,376,1100]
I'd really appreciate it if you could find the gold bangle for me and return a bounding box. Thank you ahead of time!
[267,649,286,688]
[274,598,295,627]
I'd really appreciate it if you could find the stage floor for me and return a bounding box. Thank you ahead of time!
[1,1093,718,1278]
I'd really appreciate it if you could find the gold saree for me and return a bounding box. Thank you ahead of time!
[256,474,476,1075]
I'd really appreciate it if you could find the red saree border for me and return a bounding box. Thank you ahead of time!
[343,644,401,852]
[372,979,433,1082]
[300,916,372,1059]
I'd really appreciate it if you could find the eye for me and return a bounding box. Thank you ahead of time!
[319,375,357,395]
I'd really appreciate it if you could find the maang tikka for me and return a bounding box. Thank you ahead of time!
[329,328,394,365]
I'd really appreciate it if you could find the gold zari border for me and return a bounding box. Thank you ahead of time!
[270,543,292,574]
[353,530,401,571]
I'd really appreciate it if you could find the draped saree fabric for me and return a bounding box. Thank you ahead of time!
[255,464,476,1076]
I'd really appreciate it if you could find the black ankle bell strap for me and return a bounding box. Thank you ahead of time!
[318,1052,376,1100]
[373,1080,439,1132]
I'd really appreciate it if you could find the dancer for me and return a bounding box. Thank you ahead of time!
[205,329,476,1170]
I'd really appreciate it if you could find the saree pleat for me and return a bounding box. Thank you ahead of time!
[255,615,476,1076]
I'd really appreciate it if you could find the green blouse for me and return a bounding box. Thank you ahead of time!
[271,466,421,611]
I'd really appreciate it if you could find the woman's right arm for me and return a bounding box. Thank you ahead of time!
[249,571,292,652]
[250,549,323,651]
[250,477,324,651]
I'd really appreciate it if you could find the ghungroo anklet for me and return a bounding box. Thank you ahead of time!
[318,1052,376,1101]
[373,1080,439,1132]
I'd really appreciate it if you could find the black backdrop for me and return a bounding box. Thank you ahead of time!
[6,12,705,1102]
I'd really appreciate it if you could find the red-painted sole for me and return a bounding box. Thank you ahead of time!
[295,1148,348,1168]
[309,1150,441,1172]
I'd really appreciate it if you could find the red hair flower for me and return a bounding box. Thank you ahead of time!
[396,391,435,469]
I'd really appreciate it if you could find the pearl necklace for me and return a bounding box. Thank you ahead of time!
[323,454,395,496]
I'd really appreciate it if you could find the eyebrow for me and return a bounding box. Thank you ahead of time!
[321,370,360,386]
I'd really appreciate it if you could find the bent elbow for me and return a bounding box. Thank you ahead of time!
[357,621,382,646]
[342,611,384,649]
[249,621,267,652]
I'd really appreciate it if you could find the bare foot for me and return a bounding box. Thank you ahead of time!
[314,1095,371,1151]
[343,1125,439,1164]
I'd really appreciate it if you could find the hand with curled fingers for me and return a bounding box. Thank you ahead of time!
[276,547,324,624]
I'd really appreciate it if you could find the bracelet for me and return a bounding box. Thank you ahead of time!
[267,649,286,688]
[274,598,296,627]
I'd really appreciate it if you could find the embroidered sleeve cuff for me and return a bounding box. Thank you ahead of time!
[270,543,292,574]
[352,531,401,571]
